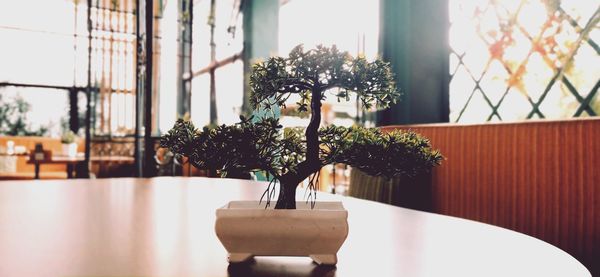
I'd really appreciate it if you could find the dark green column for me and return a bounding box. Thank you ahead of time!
[377,0,450,125]
[242,0,279,181]
[68,88,79,133]
[242,0,279,118]
[176,0,193,117]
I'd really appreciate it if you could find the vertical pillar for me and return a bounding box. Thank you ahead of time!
[82,0,93,178]
[208,0,218,125]
[143,0,156,177]
[134,0,156,177]
[242,0,279,117]
[242,0,279,181]
[176,0,193,117]
[69,88,79,133]
[134,0,145,177]
[377,0,449,125]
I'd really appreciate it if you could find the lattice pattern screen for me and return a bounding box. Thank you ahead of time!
[449,1,599,123]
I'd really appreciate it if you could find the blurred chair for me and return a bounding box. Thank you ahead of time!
[349,169,433,212]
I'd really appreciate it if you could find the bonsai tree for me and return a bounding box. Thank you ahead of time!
[161,45,442,209]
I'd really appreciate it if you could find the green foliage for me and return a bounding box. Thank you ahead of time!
[320,126,443,178]
[161,116,442,180]
[161,44,441,208]
[249,44,400,113]
[60,130,77,144]
[161,116,305,178]
[0,94,49,136]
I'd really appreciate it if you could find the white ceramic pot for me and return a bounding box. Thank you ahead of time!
[62,143,78,157]
[0,156,17,173]
[215,201,349,265]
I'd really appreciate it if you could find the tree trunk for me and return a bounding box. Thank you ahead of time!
[305,87,322,163]
[274,86,322,210]
[274,162,322,209]
[275,179,299,209]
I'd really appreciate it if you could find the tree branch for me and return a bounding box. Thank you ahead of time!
[305,87,322,164]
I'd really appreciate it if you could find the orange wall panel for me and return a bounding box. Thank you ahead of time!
[382,118,599,275]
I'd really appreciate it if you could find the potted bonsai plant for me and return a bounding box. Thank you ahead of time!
[160,45,442,264]
[60,130,78,157]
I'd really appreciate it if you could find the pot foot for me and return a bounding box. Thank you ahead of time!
[310,254,337,265]
[228,253,253,263]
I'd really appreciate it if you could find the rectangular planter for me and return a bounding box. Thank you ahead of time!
[215,201,349,265]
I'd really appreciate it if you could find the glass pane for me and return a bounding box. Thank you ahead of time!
[479,60,509,105]
[459,89,492,123]
[89,0,137,136]
[157,0,178,133]
[214,0,243,61]
[538,82,578,119]
[191,0,211,71]
[449,0,600,122]
[215,61,243,125]
[0,86,69,137]
[565,44,600,97]
[0,0,90,87]
[449,65,475,121]
[191,74,210,128]
[278,0,379,128]
[279,0,379,60]
[192,0,242,71]
[496,88,530,121]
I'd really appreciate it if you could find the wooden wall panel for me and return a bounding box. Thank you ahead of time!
[381,118,599,275]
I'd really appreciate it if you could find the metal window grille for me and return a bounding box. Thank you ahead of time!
[89,0,139,136]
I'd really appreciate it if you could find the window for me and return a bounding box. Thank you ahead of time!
[89,0,137,136]
[0,0,87,137]
[449,0,600,123]
[278,0,380,194]
[189,0,243,128]
[0,0,86,87]
[0,0,140,137]
[0,87,70,137]
[157,0,183,133]
[278,0,380,128]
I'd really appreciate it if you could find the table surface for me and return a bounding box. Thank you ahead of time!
[0,177,590,277]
